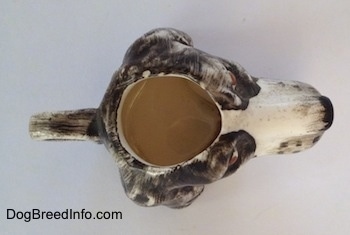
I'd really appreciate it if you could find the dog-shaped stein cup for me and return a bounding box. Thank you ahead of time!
[29,28,333,208]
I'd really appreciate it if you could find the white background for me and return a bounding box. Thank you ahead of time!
[1,1,349,234]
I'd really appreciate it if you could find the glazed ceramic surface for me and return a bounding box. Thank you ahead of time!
[29,28,333,208]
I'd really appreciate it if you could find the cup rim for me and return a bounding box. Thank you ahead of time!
[116,73,223,167]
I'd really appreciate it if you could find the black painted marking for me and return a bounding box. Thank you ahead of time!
[280,142,289,148]
[134,194,149,204]
[296,140,302,147]
[313,136,321,144]
[292,84,302,91]
[319,96,334,130]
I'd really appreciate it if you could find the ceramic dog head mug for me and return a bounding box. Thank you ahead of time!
[29,28,333,208]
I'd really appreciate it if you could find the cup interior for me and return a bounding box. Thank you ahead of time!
[117,75,222,166]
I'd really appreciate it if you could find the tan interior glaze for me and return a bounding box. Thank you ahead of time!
[120,76,221,166]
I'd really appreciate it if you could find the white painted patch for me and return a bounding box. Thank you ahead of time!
[142,70,151,78]
[221,79,327,156]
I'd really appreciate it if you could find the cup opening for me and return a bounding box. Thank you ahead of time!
[117,74,222,167]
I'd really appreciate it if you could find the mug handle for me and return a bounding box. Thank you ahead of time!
[29,108,101,143]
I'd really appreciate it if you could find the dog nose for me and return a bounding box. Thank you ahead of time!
[319,96,334,130]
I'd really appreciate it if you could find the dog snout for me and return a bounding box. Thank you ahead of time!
[319,96,334,130]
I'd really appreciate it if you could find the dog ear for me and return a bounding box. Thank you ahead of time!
[223,61,261,99]
[123,28,193,65]
[203,60,261,110]
[218,131,256,177]
[209,89,246,110]
[213,62,261,110]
